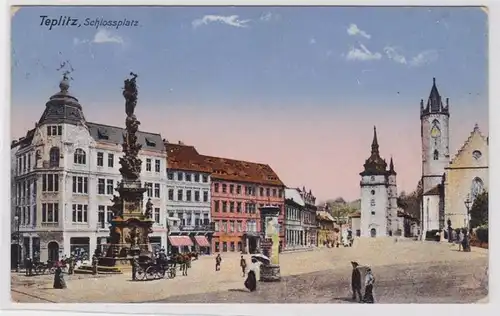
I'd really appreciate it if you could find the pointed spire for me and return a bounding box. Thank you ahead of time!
[390,157,394,170]
[371,126,379,155]
[427,77,442,111]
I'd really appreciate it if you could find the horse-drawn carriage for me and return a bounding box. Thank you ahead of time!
[134,253,176,281]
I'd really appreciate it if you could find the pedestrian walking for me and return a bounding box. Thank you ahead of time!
[240,255,247,277]
[91,254,98,275]
[215,254,222,271]
[53,263,67,289]
[67,255,75,275]
[350,261,362,302]
[25,257,33,276]
[244,258,258,292]
[363,268,375,303]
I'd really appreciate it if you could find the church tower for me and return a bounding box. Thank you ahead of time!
[421,78,450,195]
[387,157,400,234]
[360,126,388,237]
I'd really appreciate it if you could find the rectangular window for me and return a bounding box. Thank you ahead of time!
[272,189,277,197]
[278,189,283,198]
[41,203,59,223]
[52,126,57,136]
[106,179,114,195]
[237,221,242,232]
[214,200,220,212]
[97,178,105,194]
[98,205,105,228]
[203,191,208,202]
[145,182,153,197]
[185,173,192,181]
[194,191,200,202]
[202,174,208,183]
[57,125,62,136]
[229,184,234,194]
[266,188,270,197]
[222,184,227,193]
[155,159,161,172]
[237,202,242,213]
[222,201,227,212]
[260,187,264,196]
[154,207,160,224]
[214,183,219,192]
[146,158,152,171]
[230,221,235,232]
[46,126,51,136]
[177,189,183,201]
[186,190,192,201]
[72,204,88,223]
[97,152,104,166]
[215,241,220,252]
[42,174,59,192]
[177,172,183,181]
[168,189,174,200]
[214,221,220,232]
[154,183,160,198]
[222,220,228,232]
[194,173,200,182]
[72,176,88,194]
[22,155,26,172]
[229,201,235,212]
[27,154,31,171]
[108,154,114,167]
[230,242,235,252]
[167,172,174,180]
[222,242,227,252]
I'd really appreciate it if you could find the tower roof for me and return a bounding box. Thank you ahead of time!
[38,74,86,126]
[360,126,387,176]
[421,77,449,117]
[388,156,397,175]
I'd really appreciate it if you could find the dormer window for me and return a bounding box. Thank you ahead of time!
[97,128,109,140]
[145,137,156,147]
[47,125,62,136]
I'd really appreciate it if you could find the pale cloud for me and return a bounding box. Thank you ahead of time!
[384,46,407,64]
[260,12,281,22]
[409,50,439,67]
[192,15,251,28]
[309,38,317,45]
[346,44,382,61]
[73,38,89,46]
[347,23,371,39]
[92,29,124,44]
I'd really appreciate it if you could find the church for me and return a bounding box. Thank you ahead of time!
[358,127,400,237]
[420,78,488,235]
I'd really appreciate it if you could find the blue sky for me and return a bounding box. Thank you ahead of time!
[11,6,489,201]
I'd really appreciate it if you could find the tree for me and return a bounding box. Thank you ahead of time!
[470,191,488,228]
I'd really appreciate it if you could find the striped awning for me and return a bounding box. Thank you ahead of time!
[194,236,210,247]
[168,236,193,247]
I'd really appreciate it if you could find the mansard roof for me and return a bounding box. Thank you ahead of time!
[87,122,164,153]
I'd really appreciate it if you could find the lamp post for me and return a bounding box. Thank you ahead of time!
[464,194,472,232]
[14,213,21,272]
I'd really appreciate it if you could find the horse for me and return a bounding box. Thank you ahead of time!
[171,253,192,276]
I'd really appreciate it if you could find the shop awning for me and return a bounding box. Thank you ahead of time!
[168,236,193,247]
[194,236,210,247]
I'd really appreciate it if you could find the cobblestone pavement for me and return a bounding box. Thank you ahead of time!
[10,238,488,303]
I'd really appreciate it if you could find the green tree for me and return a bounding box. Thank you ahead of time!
[470,191,488,228]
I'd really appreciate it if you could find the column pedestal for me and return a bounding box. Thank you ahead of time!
[260,264,281,282]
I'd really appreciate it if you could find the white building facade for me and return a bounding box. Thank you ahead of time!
[11,77,167,266]
[165,142,213,254]
[359,127,400,238]
[284,188,305,250]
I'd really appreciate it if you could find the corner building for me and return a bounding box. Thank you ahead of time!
[202,156,285,254]
[11,77,168,266]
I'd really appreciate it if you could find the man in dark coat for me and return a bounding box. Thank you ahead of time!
[215,254,222,271]
[351,261,362,302]
[240,255,247,277]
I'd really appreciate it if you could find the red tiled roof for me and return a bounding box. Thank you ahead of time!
[165,142,211,173]
[165,142,285,186]
[201,155,284,186]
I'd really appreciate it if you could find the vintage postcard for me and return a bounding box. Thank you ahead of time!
[8,4,488,306]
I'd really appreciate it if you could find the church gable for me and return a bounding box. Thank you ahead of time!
[448,124,488,168]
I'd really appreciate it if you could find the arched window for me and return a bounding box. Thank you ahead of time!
[433,150,439,160]
[49,147,60,167]
[74,148,86,165]
[471,177,484,202]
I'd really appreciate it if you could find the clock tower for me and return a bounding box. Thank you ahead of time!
[420,78,450,195]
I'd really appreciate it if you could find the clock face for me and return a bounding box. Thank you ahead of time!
[431,126,441,138]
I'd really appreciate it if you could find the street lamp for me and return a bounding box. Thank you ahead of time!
[14,212,21,272]
[464,194,472,232]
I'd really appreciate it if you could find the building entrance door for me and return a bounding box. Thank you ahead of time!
[370,228,377,238]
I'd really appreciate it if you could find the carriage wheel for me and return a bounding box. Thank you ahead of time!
[168,267,176,279]
[145,266,156,280]
[136,267,146,280]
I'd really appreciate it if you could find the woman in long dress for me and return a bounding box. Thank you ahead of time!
[53,264,67,289]
[363,268,375,303]
[244,258,259,292]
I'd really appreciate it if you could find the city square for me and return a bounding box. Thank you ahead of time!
[9,6,488,305]
[12,238,488,303]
